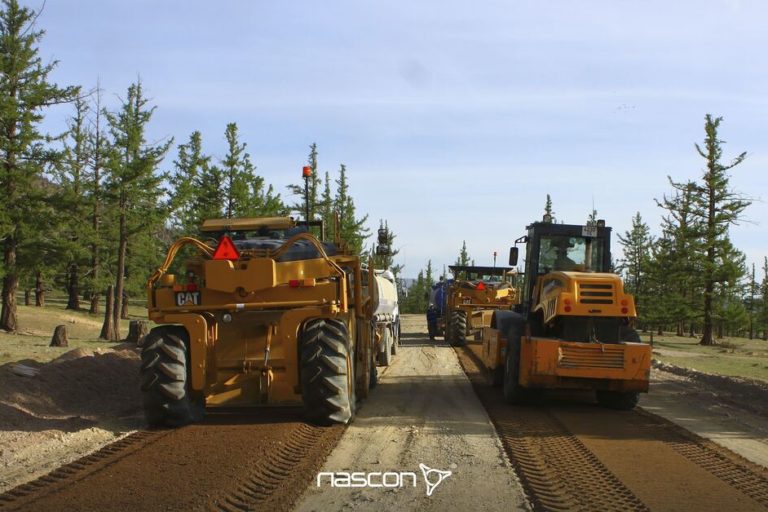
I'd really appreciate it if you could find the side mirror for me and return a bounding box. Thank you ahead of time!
[509,247,519,266]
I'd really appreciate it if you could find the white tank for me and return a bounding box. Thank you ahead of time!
[373,270,399,317]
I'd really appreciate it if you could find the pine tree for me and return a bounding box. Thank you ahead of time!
[690,115,749,346]
[656,181,704,336]
[52,96,93,310]
[85,84,112,314]
[0,0,79,330]
[746,263,757,340]
[221,123,256,218]
[318,170,334,240]
[169,131,212,233]
[544,194,555,222]
[642,237,678,339]
[334,164,369,254]
[617,213,652,311]
[587,208,598,226]
[287,143,321,220]
[760,257,768,340]
[453,241,471,279]
[103,81,172,340]
[456,241,471,266]
[219,123,285,219]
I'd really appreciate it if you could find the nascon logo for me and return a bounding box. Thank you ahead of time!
[317,463,452,497]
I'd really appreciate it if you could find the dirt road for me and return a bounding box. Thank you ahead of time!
[294,315,529,512]
[5,314,768,511]
[460,339,768,511]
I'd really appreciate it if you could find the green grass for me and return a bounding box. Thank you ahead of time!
[0,299,151,365]
[648,331,768,383]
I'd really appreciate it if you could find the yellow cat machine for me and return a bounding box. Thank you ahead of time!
[481,219,651,409]
[142,215,379,427]
[445,265,519,347]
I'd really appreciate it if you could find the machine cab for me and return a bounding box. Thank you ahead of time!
[510,221,612,312]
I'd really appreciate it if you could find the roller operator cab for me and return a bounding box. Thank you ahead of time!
[481,220,651,410]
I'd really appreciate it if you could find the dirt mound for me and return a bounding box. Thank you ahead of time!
[0,346,142,426]
[0,345,144,492]
[653,360,768,418]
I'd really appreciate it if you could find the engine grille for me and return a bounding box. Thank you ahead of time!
[558,345,625,369]
[577,282,614,305]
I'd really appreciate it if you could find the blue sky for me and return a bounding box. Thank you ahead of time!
[36,0,767,278]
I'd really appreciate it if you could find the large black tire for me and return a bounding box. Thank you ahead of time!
[300,319,355,425]
[502,322,526,404]
[377,328,393,366]
[620,325,641,343]
[450,310,467,346]
[140,326,204,428]
[391,321,399,355]
[492,365,504,387]
[369,349,378,389]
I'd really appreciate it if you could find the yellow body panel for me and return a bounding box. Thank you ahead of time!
[201,216,296,232]
[481,327,651,392]
[519,337,650,391]
[534,271,637,323]
[147,232,372,409]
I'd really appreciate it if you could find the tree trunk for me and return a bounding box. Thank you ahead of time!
[716,322,724,340]
[50,325,69,347]
[113,208,127,341]
[99,284,118,341]
[689,323,696,338]
[657,326,662,336]
[121,292,129,320]
[90,85,102,318]
[125,320,149,344]
[34,270,45,307]
[24,289,31,306]
[675,321,683,337]
[1,235,18,332]
[66,263,80,310]
[90,293,100,315]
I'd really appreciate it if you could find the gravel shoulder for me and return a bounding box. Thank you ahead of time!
[642,364,768,468]
[293,314,529,512]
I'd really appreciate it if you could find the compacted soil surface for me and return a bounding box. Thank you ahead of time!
[3,314,768,512]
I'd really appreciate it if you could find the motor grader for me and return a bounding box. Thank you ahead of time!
[141,216,380,427]
[445,265,519,347]
[481,219,651,409]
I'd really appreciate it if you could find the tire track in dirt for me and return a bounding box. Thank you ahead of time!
[0,410,343,512]
[455,345,646,512]
[455,343,768,511]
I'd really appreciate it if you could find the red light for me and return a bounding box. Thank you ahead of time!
[186,283,198,292]
[621,307,629,314]
[564,298,571,306]
[212,236,240,261]
[302,166,312,177]
[289,279,300,288]
[476,282,486,291]
[564,306,572,313]
[621,299,628,306]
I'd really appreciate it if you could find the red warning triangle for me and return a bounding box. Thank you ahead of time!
[212,235,240,260]
[476,282,486,291]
